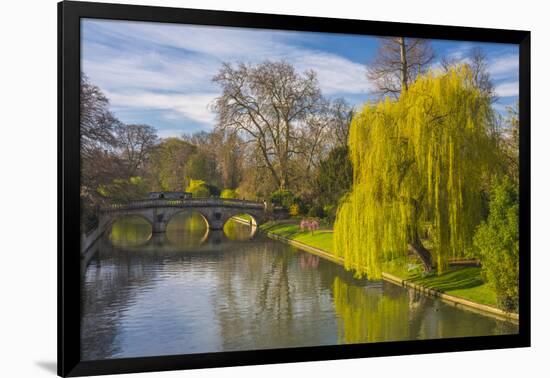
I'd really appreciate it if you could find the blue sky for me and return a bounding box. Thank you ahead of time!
[82,19,519,138]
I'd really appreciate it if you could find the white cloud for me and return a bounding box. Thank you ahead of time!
[156,128,189,139]
[292,51,372,94]
[106,90,218,125]
[495,81,519,97]
[488,54,519,79]
[441,44,518,82]
[82,19,375,128]
[492,103,511,115]
[82,45,219,93]
[83,19,291,62]
[445,42,475,61]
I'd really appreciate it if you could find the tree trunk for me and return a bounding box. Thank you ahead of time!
[407,241,433,273]
[399,37,408,91]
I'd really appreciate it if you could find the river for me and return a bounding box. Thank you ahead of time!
[80,213,518,360]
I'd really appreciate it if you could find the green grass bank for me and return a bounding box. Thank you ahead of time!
[259,220,517,321]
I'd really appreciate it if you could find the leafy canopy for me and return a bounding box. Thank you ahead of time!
[334,66,499,279]
[473,177,519,311]
[186,179,210,198]
[220,188,238,199]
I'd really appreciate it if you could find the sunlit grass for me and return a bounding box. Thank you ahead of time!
[407,267,497,306]
[260,222,334,252]
[262,220,499,308]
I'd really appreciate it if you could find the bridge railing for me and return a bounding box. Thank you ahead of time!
[100,197,270,212]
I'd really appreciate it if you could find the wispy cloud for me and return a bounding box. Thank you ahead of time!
[292,51,371,94]
[82,19,375,130]
[83,19,519,132]
[495,81,519,97]
[444,42,476,61]
[488,54,519,79]
[105,90,218,125]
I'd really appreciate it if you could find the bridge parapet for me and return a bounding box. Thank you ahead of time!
[101,198,274,213]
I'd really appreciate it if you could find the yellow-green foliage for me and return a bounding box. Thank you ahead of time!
[334,67,499,279]
[473,177,519,311]
[97,176,149,203]
[332,277,409,343]
[220,188,238,199]
[289,203,300,216]
[186,179,210,198]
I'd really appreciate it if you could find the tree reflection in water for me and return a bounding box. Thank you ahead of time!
[109,215,152,247]
[166,212,209,248]
[81,219,518,360]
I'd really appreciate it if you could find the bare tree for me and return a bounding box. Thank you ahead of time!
[212,61,325,190]
[502,101,519,183]
[367,37,435,97]
[441,47,496,102]
[115,123,158,176]
[80,74,125,229]
[328,98,354,148]
[80,74,119,159]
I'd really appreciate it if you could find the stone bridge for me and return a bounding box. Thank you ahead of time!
[98,197,286,234]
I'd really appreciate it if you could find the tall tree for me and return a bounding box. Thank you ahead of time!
[213,130,243,189]
[80,74,120,225]
[473,176,519,311]
[184,150,219,185]
[501,101,519,183]
[80,73,118,159]
[146,138,196,191]
[182,130,240,189]
[115,123,158,176]
[441,47,496,101]
[328,98,354,148]
[367,37,435,97]
[313,146,353,220]
[212,61,325,190]
[334,67,500,279]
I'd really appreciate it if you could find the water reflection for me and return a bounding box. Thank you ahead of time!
[81,219,518,360]
[166,212,209,248]
[109,215,152,247]
[223,217,257,241]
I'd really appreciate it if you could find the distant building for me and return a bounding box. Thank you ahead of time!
[148,191,192,200]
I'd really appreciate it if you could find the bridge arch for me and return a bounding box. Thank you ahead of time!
[165,209,210,230]
[164,210,210,247]
[108,214,153,247]
[222,213,259,240]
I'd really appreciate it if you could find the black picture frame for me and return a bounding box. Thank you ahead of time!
[58,1,531,376]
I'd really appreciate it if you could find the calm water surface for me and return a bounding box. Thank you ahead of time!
[80,213,517,360]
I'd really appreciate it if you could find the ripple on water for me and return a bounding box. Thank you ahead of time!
[80,223,518,360]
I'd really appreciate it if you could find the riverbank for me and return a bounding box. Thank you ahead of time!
[258,220,519,322]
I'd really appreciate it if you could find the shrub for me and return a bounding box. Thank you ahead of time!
[97,176,149,203]
[220,188,238,199]
[206,184,221,197]
[289,203,301,216]
[323,204,337,224]
[270,189,296,209]
[473,177,519,311]
[308,205,325,218]
[186,179,210,198]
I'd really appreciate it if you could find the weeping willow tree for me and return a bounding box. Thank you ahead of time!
[334,66,500,279]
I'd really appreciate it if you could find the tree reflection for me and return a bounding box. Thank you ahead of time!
[332,277,409,343]
[223,217,257,241]
[109,215,152,247]
[166,212,209,248]
[82,220,518,360]
[213,239,335,351]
